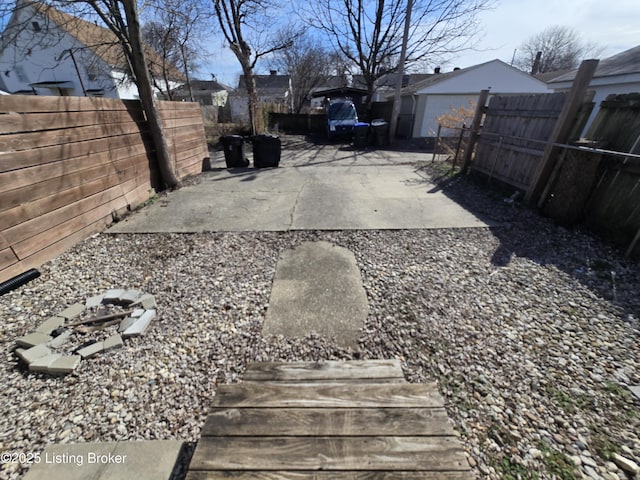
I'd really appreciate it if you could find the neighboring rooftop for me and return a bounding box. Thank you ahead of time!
[6,1,183,80]
[238,71,290,94]
[548,45,640,83]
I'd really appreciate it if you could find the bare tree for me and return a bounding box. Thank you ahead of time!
[212,0,298,134]
[514,25,601,74]
[142,0,210,100]
[306,0,491,112]
[270,31,331,113]
[1,0,180,189]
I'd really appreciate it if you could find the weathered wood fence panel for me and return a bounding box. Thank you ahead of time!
[0,95,208,283]
[472,93,566,190]
[582,94,640,256]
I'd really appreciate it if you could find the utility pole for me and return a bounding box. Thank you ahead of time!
[389,0,413,144]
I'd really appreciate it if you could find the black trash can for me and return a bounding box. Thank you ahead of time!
[371,119,389,146]
[353,122,370,148]
[221,135,248,168]
[252,134,281,168]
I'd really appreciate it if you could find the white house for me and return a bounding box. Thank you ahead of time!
[0,1,182,99]
[398,60,551,138]
[546,45,640,135]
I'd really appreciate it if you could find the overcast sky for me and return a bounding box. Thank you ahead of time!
[204,0,640,87]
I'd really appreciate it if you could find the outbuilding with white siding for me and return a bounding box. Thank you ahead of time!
[398,59,550,138]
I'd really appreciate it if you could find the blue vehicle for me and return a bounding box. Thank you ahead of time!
[326,99,358,139]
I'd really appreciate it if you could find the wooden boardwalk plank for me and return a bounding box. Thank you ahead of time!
[202,407,455,437]
[187,471,473,480]
[243,360,405,383]
[213,383,444,408]
[188,436,469,472]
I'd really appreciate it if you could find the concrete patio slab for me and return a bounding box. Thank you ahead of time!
[23,440,184,480]
[263,241,369,348]
[108,164,491,233]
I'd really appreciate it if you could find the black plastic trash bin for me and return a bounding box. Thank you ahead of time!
[353,122,370,148]
[252,134,281,168]
[221,135,249,168]
[371,119,389,146]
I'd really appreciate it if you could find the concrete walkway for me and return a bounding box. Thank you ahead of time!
[264,241,369,347]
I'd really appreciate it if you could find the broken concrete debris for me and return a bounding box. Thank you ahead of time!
[13,289,157,375]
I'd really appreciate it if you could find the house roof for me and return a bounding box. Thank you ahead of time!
[19,1,183,80]
[548,45,640,83]
[238,73,291,95]
[534,68,575,83]
[173,79,232,95]
[399,59,549,96]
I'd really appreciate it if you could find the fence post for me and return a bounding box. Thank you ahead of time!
[461,89,490,174]
[432,124,441,163]
[525,59,599,205]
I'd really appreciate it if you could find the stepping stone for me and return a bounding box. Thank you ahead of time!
[118,316,136,332]
[16,332,53,348]
[103,334,123,352]
[122,310,156,337]
[58,303,85,320]
[119,289,142,304]
[48,355,81,374]
[48,330,73,349]
[16,344,52,364]
[132,294,157,309]
[85,294,104,309]
[29,354,62,372]
[103,289,125,303]
[35,316,65,335]
[23,440,184,480]
[77,342,104,359]
[263,241,369,348]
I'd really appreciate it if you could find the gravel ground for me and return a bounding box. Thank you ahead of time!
[1,163,639,480]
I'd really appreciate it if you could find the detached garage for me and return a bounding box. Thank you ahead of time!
[398,60,550,138]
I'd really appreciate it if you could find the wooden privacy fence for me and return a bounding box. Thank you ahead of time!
[472,92,567,190]
[467,88,640,257]
[0,95,208,283]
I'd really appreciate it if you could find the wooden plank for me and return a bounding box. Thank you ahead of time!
[189,436,468,472]
[526,59,599,204]
[1,132,146,172]
[0,110,145,135]
[3,185,126,245]
[0,145,149,193]
[186,471,473,480]
[0,232,9,250]
[202,407,454,437]
[12,198,125,260]
[243,360,404,383]
[0,172,132,230]
[1,153,152,214]
[0,95,141,114]
[213,383,443,408]
[0,212,113,284]
[0,247,19,271]
[0,122,146,153]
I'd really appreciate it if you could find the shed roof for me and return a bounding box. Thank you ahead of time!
[399,59,549,96]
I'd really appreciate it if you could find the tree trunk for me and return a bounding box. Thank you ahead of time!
[243,67,260,135]
[122,0,180,190]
